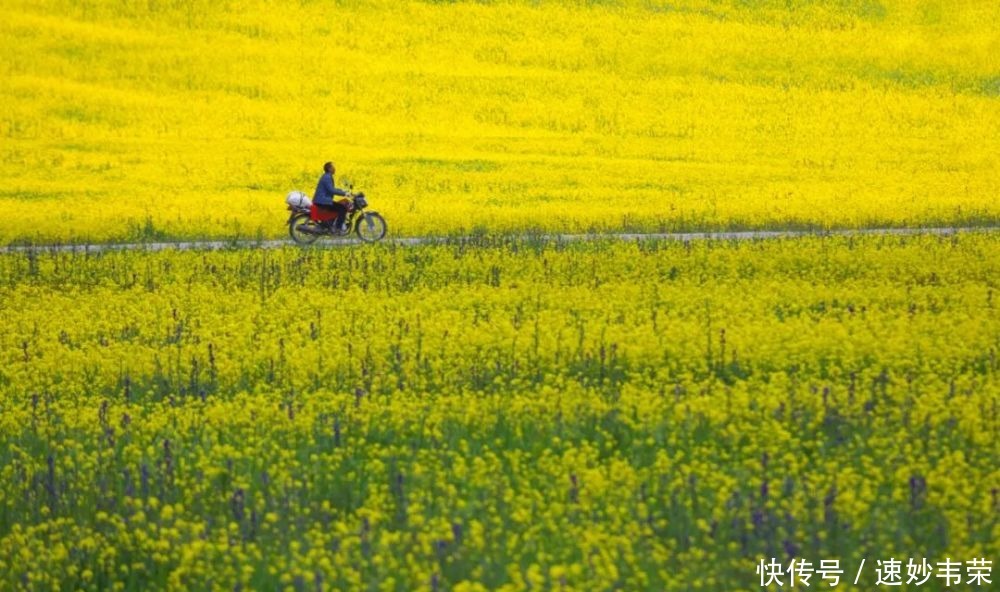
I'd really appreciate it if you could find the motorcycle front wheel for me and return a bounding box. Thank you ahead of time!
[355,212,388,243]
[289,213,322,245]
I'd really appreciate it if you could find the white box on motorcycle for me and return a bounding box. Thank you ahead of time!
[285,191,311,209]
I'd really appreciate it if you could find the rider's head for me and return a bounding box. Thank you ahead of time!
[323,162,335,174]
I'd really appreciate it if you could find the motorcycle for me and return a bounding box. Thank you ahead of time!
[285,190,388,245]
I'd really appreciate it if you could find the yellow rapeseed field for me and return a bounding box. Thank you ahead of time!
[0,234,998,589]
[1,0,998,242]
[1,1,998,590]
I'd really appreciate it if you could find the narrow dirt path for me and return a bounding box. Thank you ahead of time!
[1,226,996,254]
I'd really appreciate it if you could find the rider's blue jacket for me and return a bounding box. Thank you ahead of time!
[313,173,347,205]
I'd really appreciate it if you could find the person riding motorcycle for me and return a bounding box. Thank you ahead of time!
[313,161,350,233]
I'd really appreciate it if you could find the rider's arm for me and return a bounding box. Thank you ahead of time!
[320,174,339,198]
[324,175,348,197]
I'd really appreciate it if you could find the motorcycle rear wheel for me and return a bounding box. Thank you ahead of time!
[355,212,388,243]
[289,213,322,245]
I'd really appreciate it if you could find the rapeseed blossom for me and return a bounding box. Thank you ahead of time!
[0,235,997,589]
[0,0,998,242]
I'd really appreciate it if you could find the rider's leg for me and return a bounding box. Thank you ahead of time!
[332,203,348,230]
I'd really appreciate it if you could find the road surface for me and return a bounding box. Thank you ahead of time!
[0,226,996,254]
